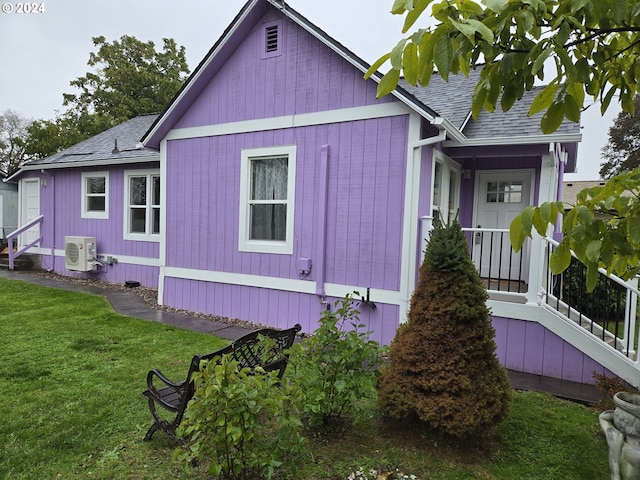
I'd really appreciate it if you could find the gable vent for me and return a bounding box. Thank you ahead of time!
[265,25,279,53]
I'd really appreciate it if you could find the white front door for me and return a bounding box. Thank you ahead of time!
[473,170,533,284]
[21,179,40,247]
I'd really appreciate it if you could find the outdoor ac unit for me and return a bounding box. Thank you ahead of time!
[64,236,97,272]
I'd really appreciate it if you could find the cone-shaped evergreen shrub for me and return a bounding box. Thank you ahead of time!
[377,219,512,438]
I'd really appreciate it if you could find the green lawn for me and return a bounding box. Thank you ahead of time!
[0,278,611,479]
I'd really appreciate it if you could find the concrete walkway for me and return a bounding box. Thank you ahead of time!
[0,268,602,404]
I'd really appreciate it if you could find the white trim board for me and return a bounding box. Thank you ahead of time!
[27,247,160,267]
[165,103,412,141]
[162,266,403,306]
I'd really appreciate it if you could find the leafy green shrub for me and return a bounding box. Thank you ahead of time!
[288,294,383,427]
[175,354,306,480]
[592,371,636,412]
[377,220,512,439]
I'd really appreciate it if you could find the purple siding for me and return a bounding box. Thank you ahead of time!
[174,11,392,130]
[492,316,610,384]
[163,277,398,344]
[165,116,407,290]
[22,164,160,288]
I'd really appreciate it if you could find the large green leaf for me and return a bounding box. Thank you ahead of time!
[532,208,549,237]
[466,19,494,43]
[510,214,527,251]
[519,205,535,236]
[403,0,434,33]
[540,101,565,134]
[550,241,572,274]
[376,69,401,98]
[586,262,600,292]
[628,217,640,244]
[529,83,559,116]
[532,47,552,76]
[434,35,454,81]
[364,53,391,79]
[485,0,509,13]
[403,42,419,84]
[585,239,602,263]
[391,39,408,69]
[564,92,581,123]
[391,0,412,15]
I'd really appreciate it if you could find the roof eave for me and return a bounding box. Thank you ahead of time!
[8,155,161,181]
[443,133,582,147]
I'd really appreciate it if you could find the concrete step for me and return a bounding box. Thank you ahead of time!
[0,254,35,271]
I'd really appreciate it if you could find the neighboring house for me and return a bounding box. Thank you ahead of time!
[9,0,640,389]
[0,171,18,242]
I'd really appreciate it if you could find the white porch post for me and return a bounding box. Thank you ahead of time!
[420,215,434,264]
[526,146,558,305]
[624,276,638,360]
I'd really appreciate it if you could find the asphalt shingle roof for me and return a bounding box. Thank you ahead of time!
[26,114,159,168]
[400,69,581,139]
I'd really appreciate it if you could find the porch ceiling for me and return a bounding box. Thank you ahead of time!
[443,143,550,159]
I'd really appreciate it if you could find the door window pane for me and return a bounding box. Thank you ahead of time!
[487,181,523,203]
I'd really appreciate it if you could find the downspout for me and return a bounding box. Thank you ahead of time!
[40,169,55,271]
[554,146,566,242]
[315,145,330,301]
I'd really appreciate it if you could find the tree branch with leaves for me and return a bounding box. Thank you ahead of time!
[24,35,189,159]
[511,169,640,291]
[366,0,640,133]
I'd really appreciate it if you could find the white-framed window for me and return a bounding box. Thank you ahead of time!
[239,145,296,254]
[81,171,109,219]
[432,151,461,224]
[123,169,160,241]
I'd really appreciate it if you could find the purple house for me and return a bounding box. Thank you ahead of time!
[9,0,640,390]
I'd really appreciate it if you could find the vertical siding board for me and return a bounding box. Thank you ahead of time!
[492,316,509,364]
[504,320,526,370]
[542,332,565,378]
[357,120,378,287]
[345,120,365,286]
[331,122,352,286]
[561,343,585,383]
[371,119,392,289]
[523,321,545,375]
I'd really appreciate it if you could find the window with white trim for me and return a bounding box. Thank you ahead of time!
[81,171,109,219]
[123,169,160,241]
[432,152,461,224]
[239,146,296,254]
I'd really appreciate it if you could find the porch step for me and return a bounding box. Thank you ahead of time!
[508,370,602,405]
[0,253,35,271]
[549,299,638,361]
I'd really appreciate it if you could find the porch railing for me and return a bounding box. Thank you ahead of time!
[460,226,531,297]
[542,236,639,362]
[458,224,639,362]
[6,215,44,270]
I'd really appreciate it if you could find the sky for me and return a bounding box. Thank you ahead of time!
[0,0,620,180]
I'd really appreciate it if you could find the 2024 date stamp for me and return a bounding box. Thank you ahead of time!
[2,3,46,13]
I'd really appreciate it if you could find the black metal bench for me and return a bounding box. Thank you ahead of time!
[142,323,301,441]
